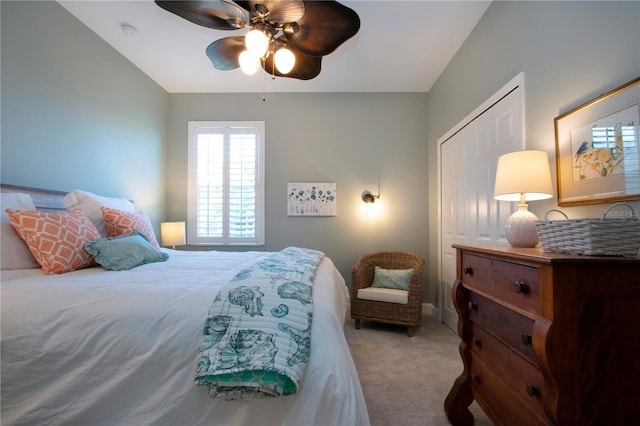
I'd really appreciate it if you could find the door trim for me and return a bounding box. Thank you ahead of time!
[437,72,526,326]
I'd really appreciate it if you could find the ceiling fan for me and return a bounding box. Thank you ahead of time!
[155,1,361,80]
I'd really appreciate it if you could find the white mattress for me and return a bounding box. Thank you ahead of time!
[0,249,370,426]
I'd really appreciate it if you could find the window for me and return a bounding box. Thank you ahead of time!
[591,123,637,152]
[187,121,265,245]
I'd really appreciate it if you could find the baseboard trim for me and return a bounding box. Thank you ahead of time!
[423,302,438,317]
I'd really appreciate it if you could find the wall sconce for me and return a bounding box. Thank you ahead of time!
[160,221,186,249]
[361,190,379,204]
[361,190,380,217]
[494,150,553,247]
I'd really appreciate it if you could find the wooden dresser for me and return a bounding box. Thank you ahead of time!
[444,244,640,426]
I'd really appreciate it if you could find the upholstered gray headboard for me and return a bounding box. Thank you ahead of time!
[0,184,68,212]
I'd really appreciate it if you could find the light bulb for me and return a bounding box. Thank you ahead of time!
[239,50,260,75]
[245,29,269,57]
[274,47,295,74]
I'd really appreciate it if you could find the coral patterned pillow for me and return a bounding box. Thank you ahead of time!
[100,207,160,249]
[6,209,101,274]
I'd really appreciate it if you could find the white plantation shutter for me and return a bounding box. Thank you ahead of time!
[188,121,265,245]
[195,133,224,238]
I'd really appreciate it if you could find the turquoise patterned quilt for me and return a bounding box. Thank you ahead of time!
[194,247,325,400]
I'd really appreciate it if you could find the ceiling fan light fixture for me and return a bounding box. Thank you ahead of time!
[239,50,261,75]
[254,3,270,20]
[227,18,245,29]
[282,22,299,35]
[274,47,295,74]
[157,0,360,81]
[245,29,269,57]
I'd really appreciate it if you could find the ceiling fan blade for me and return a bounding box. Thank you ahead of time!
[155,1,249,30]
[206,36,246,70]
[285,0,360,56]
[263,50,321,80]
[234,1,304,24]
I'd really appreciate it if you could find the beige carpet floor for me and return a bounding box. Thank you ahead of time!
[344,313,493,426]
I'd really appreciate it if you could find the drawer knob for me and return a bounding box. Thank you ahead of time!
[526,384,540,397]
[471,373,481,383]
[512,281,529,294]
[467,301,477,311]
[473,337,482,347]
[463,266,473,276]
[521,333,532,346]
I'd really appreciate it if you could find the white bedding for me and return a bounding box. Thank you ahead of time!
[0,249,370,426]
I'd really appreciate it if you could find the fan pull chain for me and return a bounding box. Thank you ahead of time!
[271,54,276,80]
[262,69,266,102]
[259,57,266,102]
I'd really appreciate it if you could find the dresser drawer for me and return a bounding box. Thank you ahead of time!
[470,326,545,419]
[470,322,545,417]
[460,252,540,315]
[468,291,537,365]
[470,354,546,426]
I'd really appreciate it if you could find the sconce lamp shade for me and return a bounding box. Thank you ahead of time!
[161,221,186,248]
[494,150,554,248]
[494,150,554,203]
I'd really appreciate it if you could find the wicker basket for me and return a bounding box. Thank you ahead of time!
[535,203,640,257]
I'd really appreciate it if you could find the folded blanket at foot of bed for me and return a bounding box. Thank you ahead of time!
[194,247,324,400]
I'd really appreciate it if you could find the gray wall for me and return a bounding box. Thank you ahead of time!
[1,0,169,227]
[426,1,640,304]
[166,92,429,282]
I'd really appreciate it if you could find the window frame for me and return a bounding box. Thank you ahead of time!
[187,121,265,246]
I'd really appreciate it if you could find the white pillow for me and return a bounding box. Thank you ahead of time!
[64,189,134,237]
[1,193,40,270]
[1,193,36,212]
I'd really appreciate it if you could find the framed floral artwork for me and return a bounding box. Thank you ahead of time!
[555,77,640,206]
[287,183,337,216]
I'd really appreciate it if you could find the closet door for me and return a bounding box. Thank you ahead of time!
[439,75,524,330]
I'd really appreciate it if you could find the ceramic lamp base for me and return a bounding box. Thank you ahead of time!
[505,203,539,248]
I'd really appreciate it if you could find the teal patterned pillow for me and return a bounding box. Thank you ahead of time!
[371,266,414,291]
[86,231,169,271]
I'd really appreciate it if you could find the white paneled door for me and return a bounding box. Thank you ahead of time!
[438,74,525,330]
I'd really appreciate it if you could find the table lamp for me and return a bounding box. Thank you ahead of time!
[494,150,553,247]
[160,221,186,249]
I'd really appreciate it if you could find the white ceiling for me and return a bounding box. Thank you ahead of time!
[58,0,491,93]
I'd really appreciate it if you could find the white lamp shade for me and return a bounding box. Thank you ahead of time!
[161,221,186,247]
[274,47,295,74]
[239,50,260,75]
[245,29,269,57]
[494,150,554,202]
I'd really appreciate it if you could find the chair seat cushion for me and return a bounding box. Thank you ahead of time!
[357,287,408,305]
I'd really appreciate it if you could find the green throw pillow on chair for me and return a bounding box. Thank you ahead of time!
[371,266,414,291]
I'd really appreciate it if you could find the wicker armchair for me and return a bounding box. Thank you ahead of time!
[350,251,425,336]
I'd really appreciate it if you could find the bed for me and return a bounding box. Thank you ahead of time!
[0,184,370,426]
